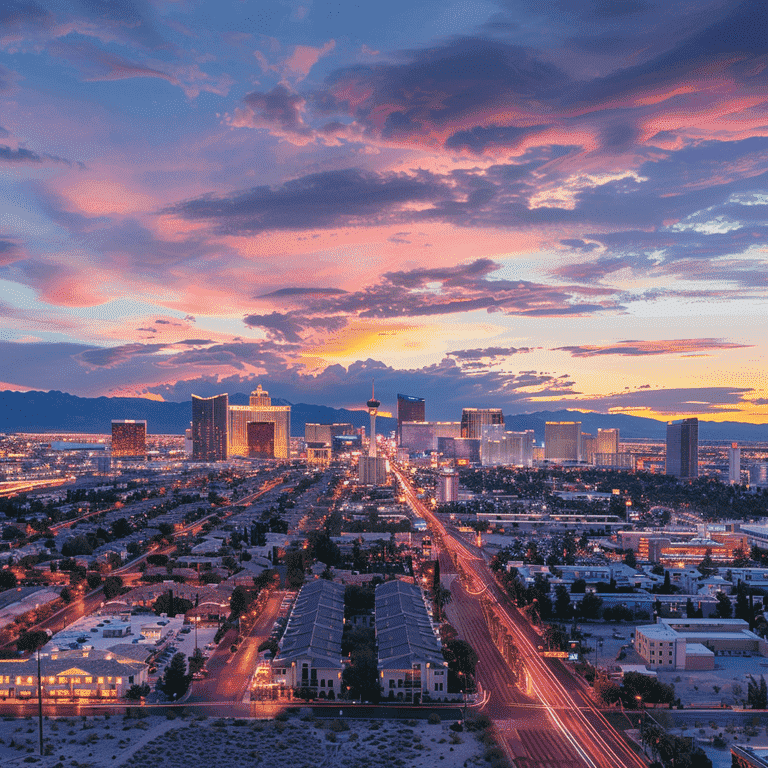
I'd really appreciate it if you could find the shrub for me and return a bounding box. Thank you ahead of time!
[428,712,441,725]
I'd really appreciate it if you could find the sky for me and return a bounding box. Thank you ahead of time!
[1,0,767,422]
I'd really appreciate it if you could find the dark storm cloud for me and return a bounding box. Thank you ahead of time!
[243,312,348,343]
[145,356,581,417]
[553,339,752,357]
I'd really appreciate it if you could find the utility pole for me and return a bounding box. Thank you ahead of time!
[36,648,44,757]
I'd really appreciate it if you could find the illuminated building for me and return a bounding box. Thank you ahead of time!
[597,428,619,455]
[460,408,504,439]
[480,425,534,466]
[304,423,355,463]
[359,384,387,484]
[247,422,275,458]
[437,469,458,503]
[544,421,582,462]
[666,418,698,478]
[397,394,425,443]
[400,421,461,452]
[729,443,741,485]
[110,420,146,459]
[228,384,290,459]
[192,394,228,461]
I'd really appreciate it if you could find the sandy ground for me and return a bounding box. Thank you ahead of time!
[0,712,492,768]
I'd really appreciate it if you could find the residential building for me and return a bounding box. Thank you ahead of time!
[375,580,448,702]
[271,580,345,698]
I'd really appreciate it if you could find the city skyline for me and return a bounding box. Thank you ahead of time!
[1,1,767,424]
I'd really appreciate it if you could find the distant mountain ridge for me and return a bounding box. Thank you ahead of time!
[0,390,766,442]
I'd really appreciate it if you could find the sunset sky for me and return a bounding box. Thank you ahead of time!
[1,0,767,421]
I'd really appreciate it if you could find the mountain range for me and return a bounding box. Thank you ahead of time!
[1,390,767,443]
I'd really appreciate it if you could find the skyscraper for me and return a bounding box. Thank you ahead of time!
[728,442,741,485]
[597,428,620,455]
[367,383,380,459]
[544,422,583,462]
[192,394,228,461]
[460,408,504,439]
[227,384,290,459]
[397,394,425,443]
[666,418,698,478]
[111,420,146,459]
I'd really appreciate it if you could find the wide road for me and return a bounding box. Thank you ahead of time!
[186,590,284,704]
[395,465,647,768]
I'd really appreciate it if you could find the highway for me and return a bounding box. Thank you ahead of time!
[394,465,647,768]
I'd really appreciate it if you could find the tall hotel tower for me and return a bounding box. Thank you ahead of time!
[192,393,228,461]
[111,420,147,460]
[397,394,425,443]
[666,418,699,478]
[227,384,290,459]
[460,408,504,439]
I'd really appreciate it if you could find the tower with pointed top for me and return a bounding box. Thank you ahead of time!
[367,381,380,459]
[359,382,387,485]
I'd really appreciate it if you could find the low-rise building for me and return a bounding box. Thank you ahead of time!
[271,580,344,698]
[375,580,448,702]
[634,618,768,671]
[0,648,147,700]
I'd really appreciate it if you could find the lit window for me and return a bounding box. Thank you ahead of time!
[85,677,92,683]
[98,677,104,684]
[116,678,122,685]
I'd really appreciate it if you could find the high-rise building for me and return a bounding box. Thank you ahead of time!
[192,394,228,461]
[545,421,582,462]
[247,422,275,458]
[305,423,355,463]
[111,420,146,459]
[728,442,741,485]
[436,469,458,503]
[397,394,425,443]
[460,408,504,439]
[480,425,534,466]
[400,421,461,452]
[666,418,698,478]
[597,428,620,455]
[228,384,290,459]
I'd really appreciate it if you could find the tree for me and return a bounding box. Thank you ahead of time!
[734,582,751,622]
[698,549,716,576]
[152,591,193,617]
[229,585,256,618]
[623,549,637,568]
[17,630,49,653]
[594,674,621,705]
[576,593,603,621]
[159,652,190,700]
[285,549,306,589]
[715,591,732,619]
[306,531,341,567]
[86,572,102,590]
[433,583,453,621]
[60,586,72,603]
[61,535,93,557]
[124,683,150,700]
[443,638,478,693]
[554,584,572,619]
[111,518,132,539]
[571,578,587,594]
[103,575,123,600]
[188,648,205,676]
[0,570,18,590]
[747,675,768,709]
[731,547,750,568]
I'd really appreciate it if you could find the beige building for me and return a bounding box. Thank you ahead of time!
[634,618,768,671]
[0,648,148,700]
[544,421,582,463]
[228,385,290,459]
